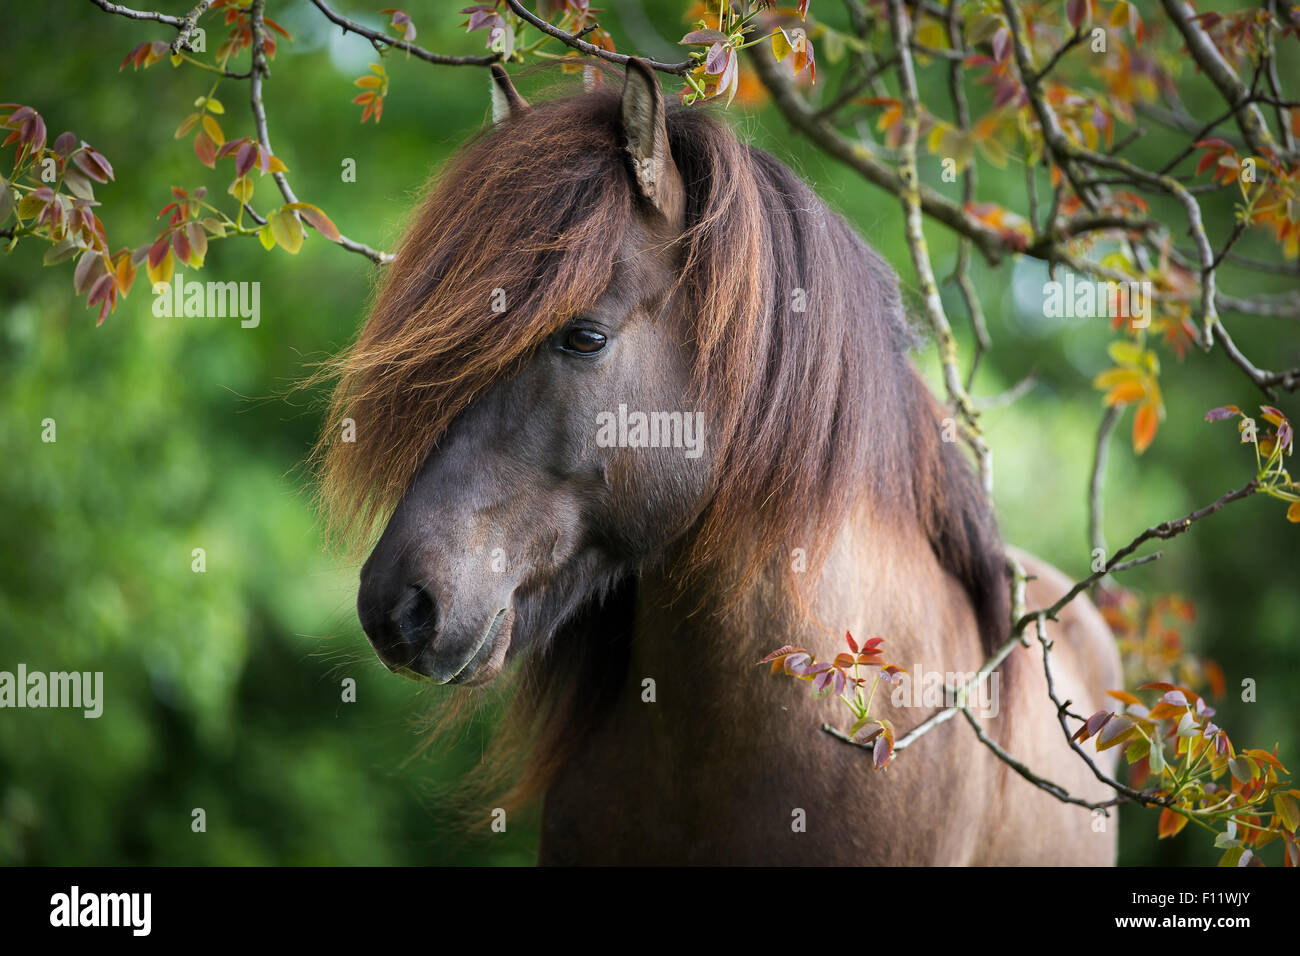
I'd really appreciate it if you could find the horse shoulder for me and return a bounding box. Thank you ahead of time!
[1009,546,1122,697]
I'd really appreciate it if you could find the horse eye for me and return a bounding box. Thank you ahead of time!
[560,327,607,355]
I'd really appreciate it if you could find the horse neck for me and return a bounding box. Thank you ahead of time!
[630,504,987,744]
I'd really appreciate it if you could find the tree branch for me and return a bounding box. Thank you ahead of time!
[1038,629,1173,809]
[309,0,500,67]
[85,0,184,28]
[502,0,694,75]
[249,0,392,264]
[1088,404,1122,560]
[1002,0,1219,346]
[887,0,989,494]
[1159,0,1293,163]
[748,38,1011,266]
[171,0,212,53]
[959,706,1124,811]
[1019,479,1260,633]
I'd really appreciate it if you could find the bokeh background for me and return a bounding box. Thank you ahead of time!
[1,0,1296,865]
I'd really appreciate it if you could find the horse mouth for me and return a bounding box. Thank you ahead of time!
[443,606,512,686]
[385,608,511,684]
[366,586,515,686]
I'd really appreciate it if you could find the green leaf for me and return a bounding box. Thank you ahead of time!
[17,192,48,219]
[1275,793,1299,833]
[977,134,1009,169]
[228,175,253,204]
[1148,742,1166,775]
[43,237,79,266]
[1097,715,1137,751]
[966,14,1004,45]
[1217,846,1245,867]
[821,27,846,64]
[269,208,303,254]
[174,113,200,139]
[186,221,208,265]
[1107,340,1144,366]
[0,178,15,225]
[680,29,726,46]
[63,169,95,201]
[1228,755,1255,784]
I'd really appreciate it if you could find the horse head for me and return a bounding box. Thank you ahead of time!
[352,62,709,685]
[322,60,1004,693]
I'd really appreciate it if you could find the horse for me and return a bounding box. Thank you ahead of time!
[317,59,1122,865]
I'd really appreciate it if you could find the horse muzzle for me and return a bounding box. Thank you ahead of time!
[357,572,515,685]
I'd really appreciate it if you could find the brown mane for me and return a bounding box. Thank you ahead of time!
[314,77,1008,807]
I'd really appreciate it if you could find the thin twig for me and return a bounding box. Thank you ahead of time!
[309,0,499,67]
[959,707,1124,810]
[1159,0,1293,163]
[171,0,212,53]
[1038,630,1172,809]
[502,0,693,74]
[250,0,392,264]
[941,0,989,393]
[888,0,990,493]
[1088,404,1122,559]
[85,0,184,28]
[748,40,1011,265]
[1019,479,1260,632]
[1002,0,1219,346]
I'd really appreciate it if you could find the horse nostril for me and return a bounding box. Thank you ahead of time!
[393,584,436,644]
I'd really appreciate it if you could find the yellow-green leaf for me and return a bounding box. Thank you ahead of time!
[1107,340,1144,366]
[146,247,174,286]
[772,29,793,63]
[926,122,949,155]
[269,208,303,254]
[285,202,341,242]
[201,115,224,146]
[174,113,200,139]
[977,134,1009,169]
[228,175,254,204]
[1276,792,1300,832]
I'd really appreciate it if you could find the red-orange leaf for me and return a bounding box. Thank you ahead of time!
[1133,402,1158,454]
[1157,808,1188,839]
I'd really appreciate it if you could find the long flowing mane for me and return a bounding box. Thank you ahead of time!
[314,76,1008,804]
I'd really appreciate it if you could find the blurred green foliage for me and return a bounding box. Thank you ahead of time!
[0,0,1296,866]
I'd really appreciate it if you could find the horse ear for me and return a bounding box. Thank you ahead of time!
[489,64,529,124]
[620,58,684,229]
